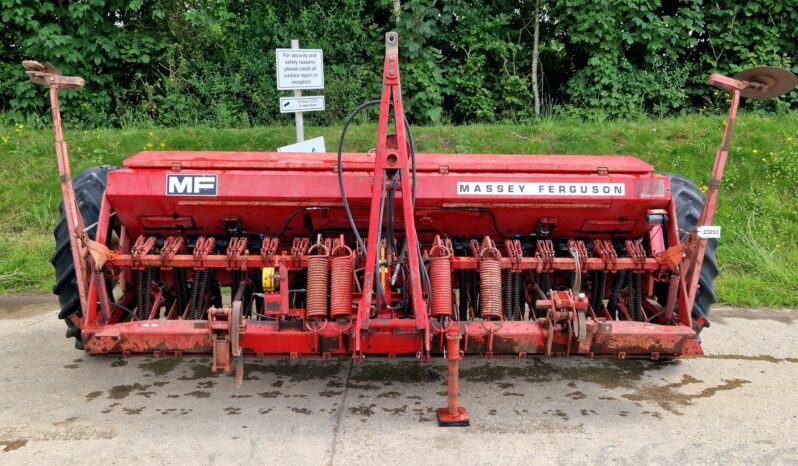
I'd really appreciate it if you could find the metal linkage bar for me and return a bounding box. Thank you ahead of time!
[104,253,671,272]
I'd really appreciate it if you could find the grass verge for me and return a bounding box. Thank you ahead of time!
[1,113,797,307]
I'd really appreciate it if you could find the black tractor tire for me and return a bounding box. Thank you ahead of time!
[666,173,719,329]
[52,165,116,349]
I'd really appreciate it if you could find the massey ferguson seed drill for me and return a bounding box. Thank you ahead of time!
[25,32,795,426]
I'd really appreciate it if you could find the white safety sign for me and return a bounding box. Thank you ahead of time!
[279,96,325,113]
[276,49,324,90]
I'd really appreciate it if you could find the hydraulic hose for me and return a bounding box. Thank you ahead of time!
[607,270,628,318]
[337,100,417,253]
[337,99,420,310]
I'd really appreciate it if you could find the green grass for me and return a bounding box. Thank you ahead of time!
[1,113,797,307]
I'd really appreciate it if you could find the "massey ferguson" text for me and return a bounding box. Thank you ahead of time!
[456,182,625,196]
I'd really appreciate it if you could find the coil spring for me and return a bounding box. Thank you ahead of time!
[429,255,453,318]
[189,269,209,320]
[330,246,354,319]
[135,267,155,320]
[512,272,522,321]
[503,270,512,319]
[479,258,502,320]
[135,269,146,320]
[631,272,643,321]
[306,255,329,320]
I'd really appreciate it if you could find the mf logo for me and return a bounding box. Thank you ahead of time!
[166,174,218,196]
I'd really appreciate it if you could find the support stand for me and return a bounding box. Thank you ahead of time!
[436,330,469,427]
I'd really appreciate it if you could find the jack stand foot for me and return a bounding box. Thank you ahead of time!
[436,407,469,427]
[437,330,469,427]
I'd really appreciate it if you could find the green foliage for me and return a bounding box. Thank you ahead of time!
[1,0,797,125]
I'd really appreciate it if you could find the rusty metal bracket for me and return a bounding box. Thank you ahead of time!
[593,240,617,272]
[225,237,248,271]
[536,290,589,356]
[625,240,647,272]
[160,236,183,270]
[193,236,215,270]
[131,236,156,270]
[535,240,555,273]
[260,236,278,263]
[505,239,523,271]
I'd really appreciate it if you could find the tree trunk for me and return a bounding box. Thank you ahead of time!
[394,0,401,26]
[531,0,541,117]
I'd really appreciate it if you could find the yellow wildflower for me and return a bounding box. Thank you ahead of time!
[159,142,166,148]
[148,131,154,137]
[752,149,758,154]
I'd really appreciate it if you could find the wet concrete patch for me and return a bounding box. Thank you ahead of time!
[245,360,344,382]
[461,358,673,390]
[349,404,376,421]
[178,363,214,380]
[351,361,441,384]
[289,407,311,415]
[382,405,407,415]
[85,391,103,401]
[138,357,182,376]
[108,383,151,400]
[0,439,28,452]
[53,417,78,426]
[185,390,211,398]
[704,354,798,364]
[622,374,751,414]
[566,390,587,400]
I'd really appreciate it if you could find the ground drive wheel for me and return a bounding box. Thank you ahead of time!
[52,165,116,349]
[666,173,719,331]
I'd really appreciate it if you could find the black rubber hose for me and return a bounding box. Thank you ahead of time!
[231,270,241,304]
[386,172,398,260]
[111,302,136,320]
[590,271,607,313]
[375,174,387,310]
[337,101,417,251]
[173,268,188,317]
[607,270,628,317]
[208,268,222,308]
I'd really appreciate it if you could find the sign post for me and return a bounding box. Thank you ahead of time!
[290,39,303,142]
[276,41,324,145]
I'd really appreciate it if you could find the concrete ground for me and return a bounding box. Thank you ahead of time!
[0,293,796,465]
